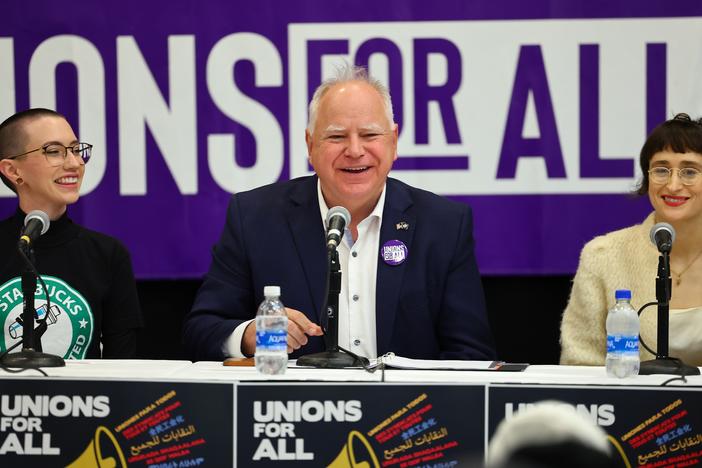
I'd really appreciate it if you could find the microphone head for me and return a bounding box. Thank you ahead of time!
[25,210,50,235]
[326,206,351,229]
[649,222,675,251]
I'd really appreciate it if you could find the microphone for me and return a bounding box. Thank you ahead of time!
[19,210,50,247]
[649,222,675,253]
[640,221,700,376]
[297,204,366,368]
[326,206,350,251]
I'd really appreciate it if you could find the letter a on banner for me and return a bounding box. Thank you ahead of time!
[497,45,566,179]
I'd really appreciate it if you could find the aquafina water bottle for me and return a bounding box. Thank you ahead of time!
[605,289,640,378]
[255,286,288,375]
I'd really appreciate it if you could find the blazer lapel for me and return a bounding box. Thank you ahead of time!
[287,177,327,323]
[375,179,415,355]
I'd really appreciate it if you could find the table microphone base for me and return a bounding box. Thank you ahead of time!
[297,350,368,368]
[0,349,65,368]
[639,357,700,376]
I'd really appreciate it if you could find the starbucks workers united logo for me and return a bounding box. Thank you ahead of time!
[0,276,93,359]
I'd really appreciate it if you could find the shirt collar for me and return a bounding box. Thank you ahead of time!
[316,179,386,230]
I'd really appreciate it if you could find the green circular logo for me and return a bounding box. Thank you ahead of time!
[0,275,94,358]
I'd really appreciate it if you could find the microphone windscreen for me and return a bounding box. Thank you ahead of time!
[24,210,50,235]
[649,222,675,247]
[326,206,351,228]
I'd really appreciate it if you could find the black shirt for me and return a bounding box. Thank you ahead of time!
[0,209,143,358]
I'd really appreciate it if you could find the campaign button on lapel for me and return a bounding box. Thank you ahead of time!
[381,240,408,266]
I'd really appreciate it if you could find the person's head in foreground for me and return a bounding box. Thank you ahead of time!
[487,400,621,468]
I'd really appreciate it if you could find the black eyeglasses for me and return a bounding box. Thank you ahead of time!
[4,142,92,167]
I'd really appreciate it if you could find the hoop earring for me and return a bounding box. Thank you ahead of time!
[15,177,23,186]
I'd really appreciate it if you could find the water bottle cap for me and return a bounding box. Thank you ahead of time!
[263,285,281,297]
[615,289,631,300]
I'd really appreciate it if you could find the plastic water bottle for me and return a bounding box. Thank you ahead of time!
[255,286,288,375]
[605,289,640,378]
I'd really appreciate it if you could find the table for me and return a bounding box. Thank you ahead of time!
[1,361,700,467]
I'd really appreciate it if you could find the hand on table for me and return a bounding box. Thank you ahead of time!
[241,307,324,356]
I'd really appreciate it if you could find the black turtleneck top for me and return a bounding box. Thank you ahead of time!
[0,209,143,359]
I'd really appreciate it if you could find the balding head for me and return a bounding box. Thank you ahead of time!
[307,64,394,136]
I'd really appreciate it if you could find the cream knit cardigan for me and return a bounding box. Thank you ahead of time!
[560,213,660,365]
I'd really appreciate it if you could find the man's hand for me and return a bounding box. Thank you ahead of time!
[285,308,324,353]
[241,308,324,356]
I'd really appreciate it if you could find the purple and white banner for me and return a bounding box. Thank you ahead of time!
[1,1,700,278]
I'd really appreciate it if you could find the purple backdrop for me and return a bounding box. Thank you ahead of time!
[1,1,699,278]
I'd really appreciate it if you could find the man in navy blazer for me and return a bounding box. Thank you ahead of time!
[183,65,495,362]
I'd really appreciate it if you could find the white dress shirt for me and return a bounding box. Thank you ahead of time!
[223,181,385,359]
[317,181,384,360]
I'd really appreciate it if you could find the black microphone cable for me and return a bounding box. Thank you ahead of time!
[637,302,690,386]
[0,215,54,375]
[0,246,53,376]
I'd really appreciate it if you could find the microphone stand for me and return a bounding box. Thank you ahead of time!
[0,244,65,368]
[639,252,700,375]
[297,247,368,368]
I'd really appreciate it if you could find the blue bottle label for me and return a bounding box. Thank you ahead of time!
[607,335,639,354]
[256,330,287,351]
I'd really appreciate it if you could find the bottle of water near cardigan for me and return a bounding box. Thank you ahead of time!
[605,289,640,378]
[255,286,288,375]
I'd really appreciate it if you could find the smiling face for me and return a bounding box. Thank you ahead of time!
[648,150,702,226]
[5,116,84,219]
[305,80,398,219]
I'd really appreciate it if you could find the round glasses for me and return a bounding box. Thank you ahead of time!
[648,166,702,186]
[4,142,92,167]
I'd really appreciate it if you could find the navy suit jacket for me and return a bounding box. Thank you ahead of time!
[183,176,496,361]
